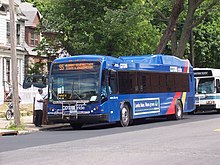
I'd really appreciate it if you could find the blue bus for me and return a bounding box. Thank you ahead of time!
[47,54,195,128]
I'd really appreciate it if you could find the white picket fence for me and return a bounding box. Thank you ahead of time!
[19,87,38,104]
[0,86,47,105]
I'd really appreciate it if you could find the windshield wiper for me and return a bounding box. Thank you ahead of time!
[51,88,60,101]
[71,80,82,100]
[70,90,82,100]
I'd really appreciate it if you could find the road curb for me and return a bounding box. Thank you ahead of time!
[0,123,69,136]
[0,129,18,136]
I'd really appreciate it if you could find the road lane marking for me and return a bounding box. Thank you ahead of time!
[214,128,220,132]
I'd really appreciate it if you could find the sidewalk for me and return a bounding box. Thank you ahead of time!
[0,115,67,136]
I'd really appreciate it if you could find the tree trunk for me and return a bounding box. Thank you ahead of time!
[189,30,195,66]
[156,0,184,54]
[171,30,177,55]
[176,0,197,58]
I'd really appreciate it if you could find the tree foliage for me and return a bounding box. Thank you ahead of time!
[26,0,220,68]
[194,9,220,68]
[27,0,161,57]
[27,60,46,75]
[151,0,220,60]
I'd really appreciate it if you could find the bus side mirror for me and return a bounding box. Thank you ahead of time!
[23,76,33,89]
[23,75,48,89]
[33,76,47,88]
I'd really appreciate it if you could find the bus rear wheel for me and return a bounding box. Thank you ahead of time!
[173,100,183,120]
[120,104,131,127]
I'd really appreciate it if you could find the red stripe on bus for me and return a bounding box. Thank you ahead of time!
[167,62,188,115]
[166,92,182,114]
[184,61,188,73]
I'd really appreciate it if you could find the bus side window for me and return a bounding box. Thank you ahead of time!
[216,79,220,93]
[109,70,118,94]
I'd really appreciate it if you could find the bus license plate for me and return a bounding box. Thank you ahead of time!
[62,105,77,114]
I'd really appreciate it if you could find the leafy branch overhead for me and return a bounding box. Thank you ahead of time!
[26,0,220,68]
[153,0,219,58]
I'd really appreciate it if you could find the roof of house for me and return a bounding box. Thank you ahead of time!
[15,0,41,27]
[0,0,9,5]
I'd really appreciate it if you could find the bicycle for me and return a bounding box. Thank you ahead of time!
[4,81,21,120]
[5,102,14,120]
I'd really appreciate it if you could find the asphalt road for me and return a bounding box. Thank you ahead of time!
[0,112,220,165]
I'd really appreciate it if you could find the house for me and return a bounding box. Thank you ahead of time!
[16,0,48,75]
[0,0,47,105]
[0,0,26,103]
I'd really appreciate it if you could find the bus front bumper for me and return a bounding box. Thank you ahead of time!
[47,114,109,124]
[196,104,216,111]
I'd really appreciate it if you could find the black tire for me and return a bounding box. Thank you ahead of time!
[120,104,131,127]
[5,109,13,120]
[188,111,195,115]
[70,122,83,130]
[172,100,183,120]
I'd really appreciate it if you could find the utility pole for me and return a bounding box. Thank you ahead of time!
[9,0,21,126]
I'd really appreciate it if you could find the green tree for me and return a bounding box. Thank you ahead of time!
[27,60,46,75]
[194,9,220,68]
[151,0,220,60]
[26,0,220,68]
[24,0,49,13]
[29,0,161,56]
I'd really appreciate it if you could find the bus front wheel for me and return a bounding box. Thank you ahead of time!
[120,104,131,127]
[70,122,83,130]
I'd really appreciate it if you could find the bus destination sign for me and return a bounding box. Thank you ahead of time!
[58,63,94,71]
[194,70,212,77]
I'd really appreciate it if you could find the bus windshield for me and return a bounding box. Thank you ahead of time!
[49,62,100,102]
[198,78,214,94]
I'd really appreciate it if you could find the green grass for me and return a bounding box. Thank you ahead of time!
[0,103,33,118]
[0,112,5,118]
[5,121,25,131]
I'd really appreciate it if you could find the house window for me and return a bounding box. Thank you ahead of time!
[6,22,21,45]
[30,33,34,46]
[6,59,11,83]
[7,22,10,43]
[17,24,21,45]
[0,5,6,14]
[30,32,39,46]
[0,5,5,11]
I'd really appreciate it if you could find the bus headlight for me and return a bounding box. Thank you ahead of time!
[50,108,55,111]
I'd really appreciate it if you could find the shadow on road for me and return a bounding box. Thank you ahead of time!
[45,111,220,132]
